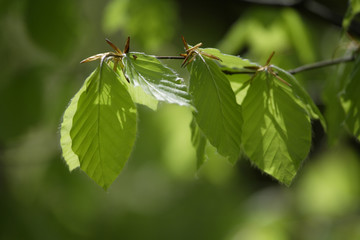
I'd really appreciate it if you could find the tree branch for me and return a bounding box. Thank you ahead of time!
[154,54,356,75]
[287,55,355,74]
[155,56,185,60]
[221,55,356,76]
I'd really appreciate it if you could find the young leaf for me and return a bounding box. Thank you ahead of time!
[201,48,258,73]
[272,65,326,130]
[61,63,137,190]
[190,115,207,170]
[122,52,190,106]
[60,82,85,171]
[124,79,159,110]
[188,56,243,164]
[242,71,311,186]
[340,56,360,139]
[112,61,159,110]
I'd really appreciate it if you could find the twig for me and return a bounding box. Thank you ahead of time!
[222,70,255,75]
[221,55,356,76]
[287,55,355,74]
[155,56,185,60]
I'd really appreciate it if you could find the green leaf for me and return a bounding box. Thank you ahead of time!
[127,85,158,110]
[272,65,326,130]
[188,56,243,164]
[190,115,207,170]
[343,0,360,31]
[61,63,137,190]
[201,48,258,72]
[116,70,158,110]
[60,82,83,171]
[340,56,360,139]
[242,71,311,186]
[122,52,190,107]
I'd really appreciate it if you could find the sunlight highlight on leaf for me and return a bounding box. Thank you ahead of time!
[61,63,137,190]
[123,52,190,107]
[242,71,311,186]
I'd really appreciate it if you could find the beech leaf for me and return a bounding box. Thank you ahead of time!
[61,63,137,190]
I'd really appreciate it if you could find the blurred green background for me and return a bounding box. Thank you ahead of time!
[1,0,359,239]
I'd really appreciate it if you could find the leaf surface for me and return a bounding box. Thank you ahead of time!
[122,52,190,106]
[241,71,311,186]
[341,56,360,139]
[272,65,326,130]
[201,48,257,73]
[189,56,243,164]
[61,63,137,189]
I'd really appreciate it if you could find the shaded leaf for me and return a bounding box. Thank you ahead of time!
[123,52,190,106]
[340,56,360,139]
[242,71,311,186]
[190,115,207,170]
[323,61,353,145]
[188,56,242,164]
[61,63,137,189]
[343,0,360,31]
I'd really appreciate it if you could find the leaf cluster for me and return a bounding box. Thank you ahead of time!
[60,1,360,189]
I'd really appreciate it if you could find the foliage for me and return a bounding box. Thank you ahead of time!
[61,63,137,189]
[61,21,358,189]
[60,0,360,189]
[2,0,360,239]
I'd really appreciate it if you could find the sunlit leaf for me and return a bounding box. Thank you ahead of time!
[272,65,326,130]
[340,56,360,139]
[190,115,207,170]
[60,83,83,171]
[188,56,243,164]
[242,71,311,186]
[61,63,137,189]
[201,48,257,72]
[122,52,190,107]
[115,67,158,110]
